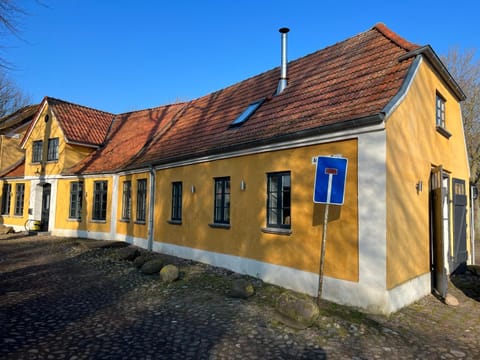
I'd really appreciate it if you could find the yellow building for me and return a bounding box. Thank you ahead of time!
[0,24,472,314]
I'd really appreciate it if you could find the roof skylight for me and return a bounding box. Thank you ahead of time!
[230,99,265,127]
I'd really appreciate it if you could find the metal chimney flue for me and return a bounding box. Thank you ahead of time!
[276,27,290,95]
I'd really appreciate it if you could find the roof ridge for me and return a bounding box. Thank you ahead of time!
[373,23,420,51]
[0,104,39,122]
[46,96,114,116]
[116,101,189,117]
[171,24,418,107]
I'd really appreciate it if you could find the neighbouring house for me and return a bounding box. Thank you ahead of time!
[0,24,472,314]
[0,104,39,174]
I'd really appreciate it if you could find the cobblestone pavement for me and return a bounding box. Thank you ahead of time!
[0,234,479,359]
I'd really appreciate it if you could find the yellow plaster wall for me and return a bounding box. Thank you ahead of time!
[0,179,30,226]
[116,173,149,239]
[64,144,96,171]
[24,107,66,177]
[0,136,24,173]
[386,59,470,289]
[154,140,359,281]
[55,177,112,233]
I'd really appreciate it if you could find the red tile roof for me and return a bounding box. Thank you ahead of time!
[38,24,426,175]
[48,97,114,146]
[0,104,40,135]
[126,23,420,169]
[66,103,186,174]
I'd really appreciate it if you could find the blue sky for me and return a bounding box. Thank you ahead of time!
[4,0,479,114]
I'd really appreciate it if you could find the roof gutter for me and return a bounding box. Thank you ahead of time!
[64,139,101,149]
[147,165,155,251]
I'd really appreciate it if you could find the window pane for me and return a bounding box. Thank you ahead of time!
[47,138,59,161]
[436,94,446,128]
[267,172,291,228]
[14,183,24,216]
[136,179,147,222]
[32,141,43,162]
[69,181,83,219]
[1,184,11,215]
[93,181,107,220]
[122,181,131,220]
[213,178,230,224]
[171,182,182,221]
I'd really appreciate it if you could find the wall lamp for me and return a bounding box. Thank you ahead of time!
[191,185,195,194]
[240,179,246,191]
[416,180,423,194]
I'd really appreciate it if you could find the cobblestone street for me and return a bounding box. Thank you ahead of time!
[1,235,479,359]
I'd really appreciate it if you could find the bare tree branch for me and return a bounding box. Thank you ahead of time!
[442,48,480,184]
[0,68,30,117]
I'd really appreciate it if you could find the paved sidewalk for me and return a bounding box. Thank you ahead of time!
[1,235,479,359]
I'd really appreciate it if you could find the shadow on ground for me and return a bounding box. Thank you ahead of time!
[451,265,480,302]
[0,237,327,359]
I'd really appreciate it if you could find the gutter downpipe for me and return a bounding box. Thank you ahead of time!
[0,135,3,170]
[471,184,476,264]
[147,165,155,251]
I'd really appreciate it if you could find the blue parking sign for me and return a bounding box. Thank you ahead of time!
[313,156,348,205]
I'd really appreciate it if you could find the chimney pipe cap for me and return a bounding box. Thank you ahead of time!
[279,27,290,34]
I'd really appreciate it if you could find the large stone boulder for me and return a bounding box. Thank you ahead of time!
[229,279,255,299]
[275,291,319,329]
[140,258,164,274]
[134,255,152,269]
[116,246,140,261]
[160,264,179,283]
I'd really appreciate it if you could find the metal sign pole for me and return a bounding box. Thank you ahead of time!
[318,202,329,302]
[317,170,335,303]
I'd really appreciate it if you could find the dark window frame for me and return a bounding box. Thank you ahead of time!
[121,180,131,220]
[1,183,12,215]
[213,177,230,224]
[436,93,446,128]
[171,182,182,222]
[14,183,25,216]
[92,180,108,221]
[69,181,83,220]
[47,137,59,161]
[266,172,291,229]
[136,179,147,222]
[32,140,43,163]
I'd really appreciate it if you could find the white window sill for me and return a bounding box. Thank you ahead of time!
[261,227,292,235]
